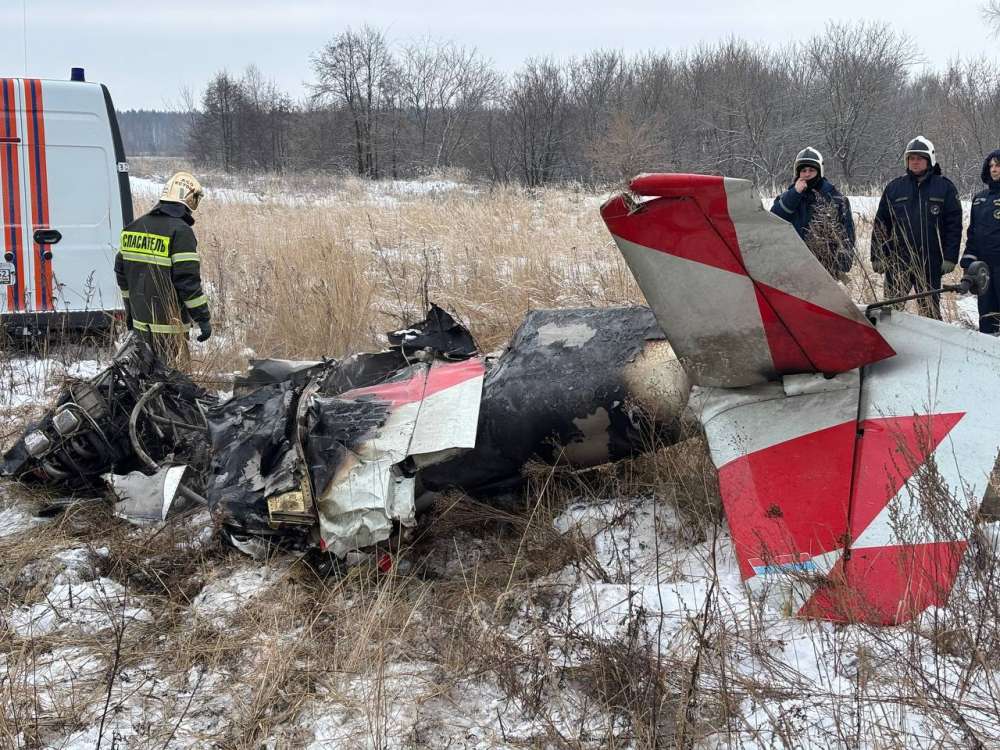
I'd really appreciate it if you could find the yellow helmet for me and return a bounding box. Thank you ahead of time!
[160,171,204,211]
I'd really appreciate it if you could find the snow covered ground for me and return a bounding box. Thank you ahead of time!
[129,174,473,209]
[3,177,1000,747]
[128,172,945,225]
[3,472,999,747]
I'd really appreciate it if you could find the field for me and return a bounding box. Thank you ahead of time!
[1,167,998,749]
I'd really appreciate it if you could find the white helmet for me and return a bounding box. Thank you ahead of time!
[160,171,204,211]
[794,147,824,178]
[904,136,936,169]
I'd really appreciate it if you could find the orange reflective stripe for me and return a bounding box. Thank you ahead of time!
[1,78,24,312]
[24,79,53,311]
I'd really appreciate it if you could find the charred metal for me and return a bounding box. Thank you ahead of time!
[1,304,690,558]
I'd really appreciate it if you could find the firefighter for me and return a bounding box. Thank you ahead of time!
[115,172,211,368]
[870,136,962,319]
[960,149,1000,334]
[771,147,856,277]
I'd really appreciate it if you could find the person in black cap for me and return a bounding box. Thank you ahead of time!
[771,147,856,277]
[870,136,962,319]
[960,149,1000,333]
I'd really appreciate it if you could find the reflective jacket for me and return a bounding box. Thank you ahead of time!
[870,166,962,270]
[114,202,210,334]
[962,149,1000,267]
[771,178,856,274]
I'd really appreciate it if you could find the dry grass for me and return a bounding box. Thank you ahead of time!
[2,175,995,747]
[126,176,641,377]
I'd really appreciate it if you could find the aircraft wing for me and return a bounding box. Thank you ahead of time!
[696,314,1000,624]
[601,173,895,387]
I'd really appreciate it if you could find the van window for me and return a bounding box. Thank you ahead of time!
[41,145,110,227]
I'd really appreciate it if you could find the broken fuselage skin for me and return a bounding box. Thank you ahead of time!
[214,306,692,553]
[422,306,691,496]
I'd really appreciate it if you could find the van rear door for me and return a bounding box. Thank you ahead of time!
[0,78,28,315]
[1,76,132,331]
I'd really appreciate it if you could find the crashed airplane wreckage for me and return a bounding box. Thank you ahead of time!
[2,304,690,557]
[602,172,997,625]
[7,172,996,627]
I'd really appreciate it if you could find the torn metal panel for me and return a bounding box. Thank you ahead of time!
[316,358,485,555]
[108,465,190,524]
[205,306,487,556]
[206,382,309,545]
[387,303,477,360]
[302,394,392,501]
[233,358,327,396]
[422,307,690,496]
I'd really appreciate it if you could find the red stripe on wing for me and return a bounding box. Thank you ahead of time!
[718,419,855,580]
[756,282,896,374]
[601,178,746,275]
[800,540,967,625]
[342,358,485,408]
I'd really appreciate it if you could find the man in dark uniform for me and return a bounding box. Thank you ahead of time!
[870,136,962,320]
[115,171,211,368]
[771,147,856,277]
[960,149,1000,333]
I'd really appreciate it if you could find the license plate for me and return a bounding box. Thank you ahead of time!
[0,268,12,286]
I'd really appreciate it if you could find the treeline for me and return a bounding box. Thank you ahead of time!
[147,22,1000,193]
[118,111,191,157]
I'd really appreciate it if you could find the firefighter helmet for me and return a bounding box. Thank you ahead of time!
[160,172,204,211]
[904,136,936,169]
[794,147,824,178]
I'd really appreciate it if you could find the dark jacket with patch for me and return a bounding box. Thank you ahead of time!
[870,166,962,270]
[962,150,1000,267]
[771,178,856,274]
[114,202,210,334]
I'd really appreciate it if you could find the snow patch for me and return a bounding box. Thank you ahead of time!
[8,577,152,637]
[191,563,285,627]
[0,504,45,538]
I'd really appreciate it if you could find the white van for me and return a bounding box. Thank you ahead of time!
[1,70,132,336]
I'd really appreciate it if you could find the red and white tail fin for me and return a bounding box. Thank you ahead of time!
[601,173,895,387]
[602,173,1000,626]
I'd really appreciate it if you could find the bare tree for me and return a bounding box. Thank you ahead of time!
[398,40,501,173]
[508,58,571,186]
[983,1,1000,35]
[311,26,398,178]
[189,71,241,171]
[942,59,1000,171]
[805,22,919,187]
[187,67,292,172]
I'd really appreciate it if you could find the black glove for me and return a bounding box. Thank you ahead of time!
[196,320,212,342]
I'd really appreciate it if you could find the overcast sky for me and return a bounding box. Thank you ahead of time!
[0,0,997,110]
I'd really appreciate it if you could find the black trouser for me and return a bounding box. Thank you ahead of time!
[884,260,942,320]
[137,329,190,371]
[977,262,1000,334]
